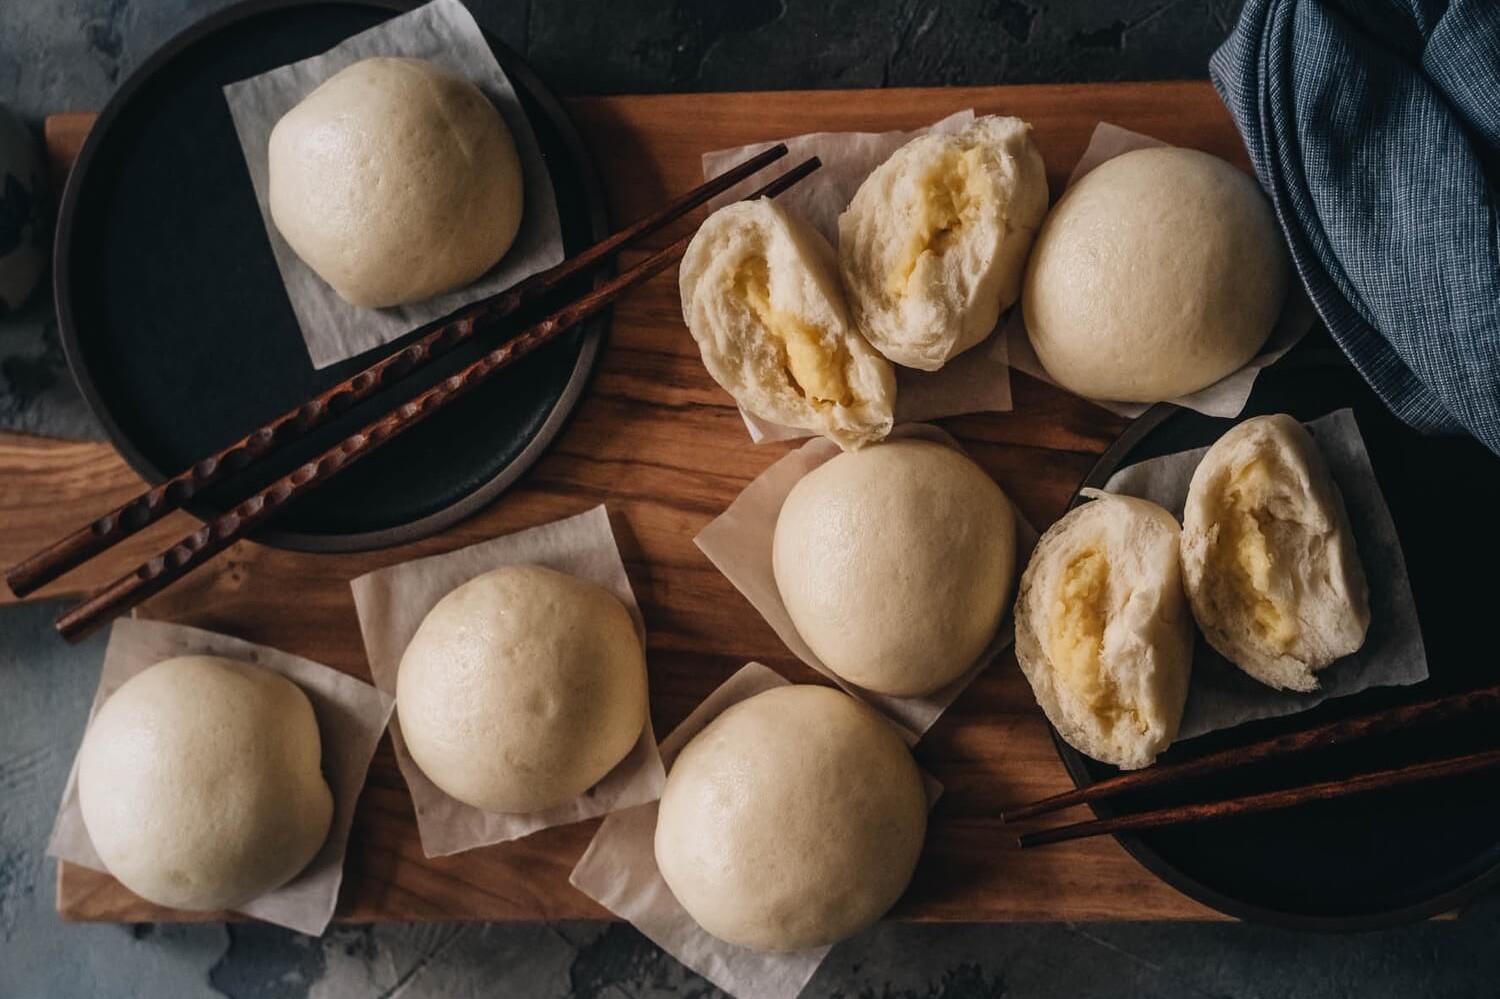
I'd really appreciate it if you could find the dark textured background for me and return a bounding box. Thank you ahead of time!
[2,2,1497,997]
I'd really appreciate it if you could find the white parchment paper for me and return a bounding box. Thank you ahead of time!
[695,424,1036,739]
[348,505,665,856]
[1003,122,1317,419]
[47,619,394,937]
[224,0,564,369]
[700,111,1014,444]
[1103,408,1428,739]
[570,662,941,999]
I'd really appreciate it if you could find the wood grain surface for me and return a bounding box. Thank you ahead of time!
[17,81,1243,923]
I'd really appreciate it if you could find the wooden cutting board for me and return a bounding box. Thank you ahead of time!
[9,81,1249,923]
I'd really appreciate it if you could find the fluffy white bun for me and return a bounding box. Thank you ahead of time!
[1014,491,1193,770]
[1180,414,1370,691]
[269,57,524,308]
[654,685,926,952]
[772,439,1016,696]
[1023,147,1289,402]
[77,656,333,911]
[839,115,1048,370]
[397,564,648,813]
[679,199,895,450]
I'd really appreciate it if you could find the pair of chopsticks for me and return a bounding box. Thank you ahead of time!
[1007,684,1500,848]
[6,144,822,641]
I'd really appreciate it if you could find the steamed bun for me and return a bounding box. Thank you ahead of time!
[1014,491,1193,770]
[654,685,926,951]
[396,564,647,813]
[839,115,1048,370]
[269,57,524,308]
[1180,414,1369,691]
[1023,147,1289,402]
[77,656,333,911]
[773,439,1016,696]
[679,199,896,450]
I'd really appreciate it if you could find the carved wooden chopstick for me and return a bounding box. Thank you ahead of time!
[48,156,822,642]
[1016,748,1500,848]
[1001,683,1500,824]
[5,141,792,599]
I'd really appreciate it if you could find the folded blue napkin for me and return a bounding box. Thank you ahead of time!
[1211,0,1500,455]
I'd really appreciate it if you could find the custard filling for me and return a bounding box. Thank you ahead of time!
[1047,547,1140,730]
[735,257,852,408]
[1213,460,1299,652]
[886,146,991,298]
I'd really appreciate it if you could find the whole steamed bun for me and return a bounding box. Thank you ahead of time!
[1014,491,1194,770]
[396,564,648,814]
[1022,147,1289,402]
[839,115,1049,371]
[679,199,896,450]
[773,439,1017,696]
[1181,414,1369,691]
[269,57,524,308]
[77,656,333,911]
[654,684,927,952]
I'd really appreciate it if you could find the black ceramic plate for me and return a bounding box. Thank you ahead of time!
[55,0,608,551]
[1054,350,1500,929]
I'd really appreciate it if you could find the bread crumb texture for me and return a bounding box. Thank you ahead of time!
[1047,547,1144,735]
[886,146,990,300]
[1211,458,1300,655]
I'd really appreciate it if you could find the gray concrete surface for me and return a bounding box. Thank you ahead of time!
[3,2,1498,997]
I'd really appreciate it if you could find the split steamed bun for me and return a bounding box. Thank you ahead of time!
[269,57,524,308]
[396,564,648,813]
[1181,414,1369,692]
[1023,147,1290,402]
[839,115,1048,371]
[679,199,896,450]
[76,656,333,911]
[773,439,1016,696]
[1014,491,1193,770]
[654,685,926,951]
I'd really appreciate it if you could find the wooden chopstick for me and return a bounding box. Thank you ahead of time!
[1017,748,1500,848]
[1001,684,1500,824]
[4,142,792,600]
[50,156,822,642]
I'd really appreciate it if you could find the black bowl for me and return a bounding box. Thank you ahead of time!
[1054,351,1500,929]
[55,0,609,551]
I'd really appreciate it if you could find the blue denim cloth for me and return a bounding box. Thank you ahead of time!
[1211,0,1500,455]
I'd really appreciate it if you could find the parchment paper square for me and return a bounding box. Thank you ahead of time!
[349,505,666,856]
[223,0,564,368]
[695,424,1037,739]
[1103,408,1428,739]
[1003,121,1317,419]
[47,618,394,937]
